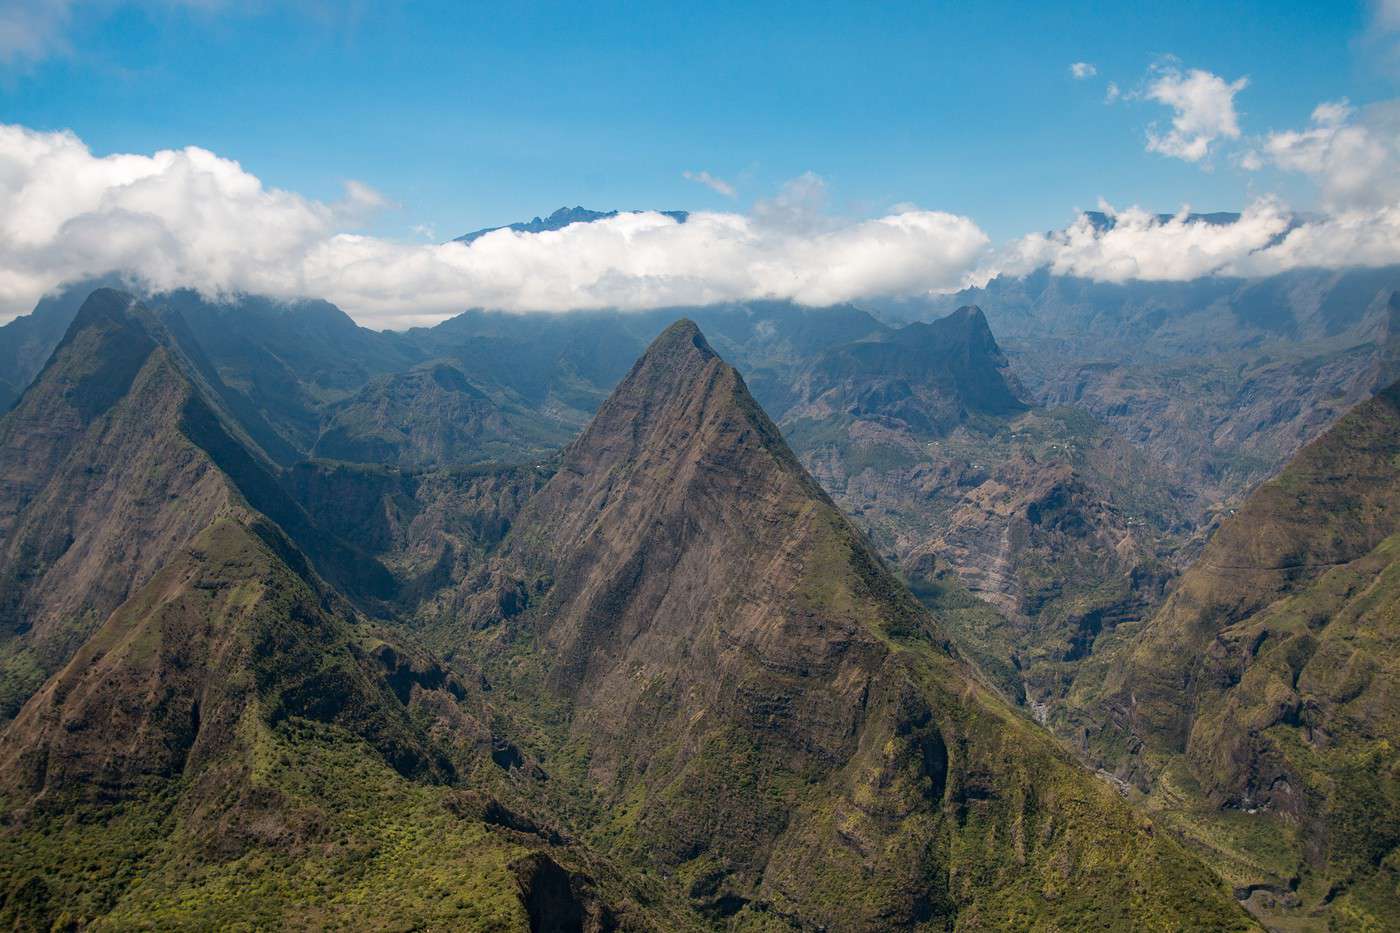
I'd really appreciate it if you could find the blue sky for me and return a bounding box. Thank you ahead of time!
[1,1,1397,326]
[1,1,1386,240]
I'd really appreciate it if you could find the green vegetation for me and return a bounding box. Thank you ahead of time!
[1,721,531,931]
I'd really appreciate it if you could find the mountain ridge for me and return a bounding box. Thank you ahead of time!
[431,317,1252,928]
[453,205,690,244]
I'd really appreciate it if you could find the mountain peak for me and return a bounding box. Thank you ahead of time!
[66,287,137,330]
[947,303,988,323]
[636,316,714,363]
[453,206,690,244]
[555,317,794,489]
[443,315,1247,929]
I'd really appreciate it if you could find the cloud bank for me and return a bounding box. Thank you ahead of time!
[4,106,1400,328]
[0,124,990,326]
[992,201,1292,282]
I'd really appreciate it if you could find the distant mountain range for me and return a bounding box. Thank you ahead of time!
[452,205,689,243]
[1080,209,1242,229]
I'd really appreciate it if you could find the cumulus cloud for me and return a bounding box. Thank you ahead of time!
[983,196,1400,285]
[1143,66,1248,162]
[988,201,1291,283]
[1249,99,1400,210]
[682,170,736,198]
[0,124,993,327]
[10,114,1400,328]
[1069,62,1097,79]
[1235,203,1400,274]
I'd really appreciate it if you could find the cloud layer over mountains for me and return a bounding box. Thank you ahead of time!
[2,109,1400,328]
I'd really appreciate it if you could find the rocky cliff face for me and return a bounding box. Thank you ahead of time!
[1072,378,1400,928]
[778,307,1190,713]
[786,306,1026,432]
[443,320,1251,929]
[0,291,238,718]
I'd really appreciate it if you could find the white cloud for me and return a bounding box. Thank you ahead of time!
[1143,66,1248,162]
[1069,62,1097,79]
[750,171,830,229]
[983,196,1400,285]
[988,201,1291,283]
[0,124,993,327]
[682,170,736,198]
[1251,99,1400,211]
[1234,203,1400,275]
[9,115,1400,328]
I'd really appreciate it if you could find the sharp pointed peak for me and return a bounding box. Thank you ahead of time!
[950,303,988,321]
[611,319,722,389]
[557,314,802,486]
[647,317,714,354]
[68,287,140,330]
[46,288,155,366]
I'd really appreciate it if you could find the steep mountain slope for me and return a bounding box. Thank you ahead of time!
[0,291,239,718]
[399,300,887,430]
[156,289,422,456]
[784,306,1027,434]
[1068,379,1400,928]
[0,293,683,930]
[0,278,126,411]
[0,290,428,724]
[441,320,1252,929]
[286,458,552,623]
[0,511,668,930]
[6,277,1386,708]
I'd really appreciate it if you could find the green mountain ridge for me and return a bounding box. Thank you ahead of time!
[0,291,688,930]
[0,298,1254,929]
[419,319,1252,929]
[1062,377,1400,928]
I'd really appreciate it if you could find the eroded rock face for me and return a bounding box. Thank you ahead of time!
[0,291,237,719]
[511,852,619,933]
[1105,380,1400,753]
[0,518,452,805]
[446,320,1250,930]
[0,296,1253,930]
[1077,378,1400,926]
[779,307,1189,708]
[285,459,550,618]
